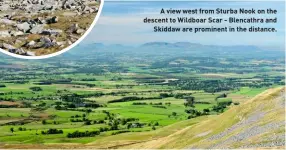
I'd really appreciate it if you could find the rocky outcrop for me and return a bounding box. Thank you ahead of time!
[0,0,100,56]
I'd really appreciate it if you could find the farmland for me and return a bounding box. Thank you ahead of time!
[0,42,284,148]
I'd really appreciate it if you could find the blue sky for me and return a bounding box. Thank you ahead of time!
[84,1,285,49]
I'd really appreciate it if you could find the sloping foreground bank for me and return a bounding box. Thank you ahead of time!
[119,87,285,149]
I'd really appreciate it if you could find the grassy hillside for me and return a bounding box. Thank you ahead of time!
[114,87,285,149]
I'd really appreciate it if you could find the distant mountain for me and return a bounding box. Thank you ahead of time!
[140,42,261,52]
[141,42,174,48]
[61,41,283,59]
[68,42,265,55]
[0,42,281,59]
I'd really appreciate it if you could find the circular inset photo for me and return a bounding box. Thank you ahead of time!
[0,0,103,59]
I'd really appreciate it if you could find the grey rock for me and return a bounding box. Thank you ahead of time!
[15,39,22,44]
[41,29,63,35]
[28,41,36,46]
[9,48,26,55]
[76,28,85,34]
[10,31,24,36]
[40,37,51,43]
[0,30,11,38]
[26,51,36,56]
[67,23,78,33]
[17,22,31,33]
[0,18,16,25]
[30,25,44,34]
[56,41,65,46]
[40,36,55,48]
[2,43,15,49]
[46,16,58,24]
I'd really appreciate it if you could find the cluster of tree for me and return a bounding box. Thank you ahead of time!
[42,120,47,125]
[152,105,166,109]
[126,122,145,129]
[67,130,100,138]
[0,91,24,95]
[171,112,177,117]
[184,96,195,107]
[70,114,88,122]
[132,102,171,107]
[18,127,27,131]
[60,94,83,104]
[152,102,163,105]
[71,114,85,118]
[41,129,63,135]
[111,130,130,135]
[83,103,101,108]
[212,100,232,113]
[174,93,192,99]
[93,120,105,124]
[0,84,6,88]
[71,82,96,87]
[233,102,240,105]
[107,119,120,130]
[108,96,161,103]
[76,67,105,75]
[169,79,238,93]
[1,80,28,84]
[99,127,110,132]
[5,119,29,126]
[136,79,165,84]
[159,93,174,98]
[215,93,227,100]
[102,111,140,130]
[36,79,72,85]
[165,102,171,106]
[194,101,211,104]
[0,97,13,101]
[68,108,92,113]
[29,87,43,91]
[186,108,209,119]
[115,84,135,89]
[80,78,97,81]
[217,100,232,106]
[58,94,102,109]
[0,104,19,108]
[37,102,46,107]
[70,118,86,122]
[147,121,159,130]
[239,82,274,88]
[132,102,148,105]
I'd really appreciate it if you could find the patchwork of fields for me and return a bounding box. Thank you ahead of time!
[0,44,284,148]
